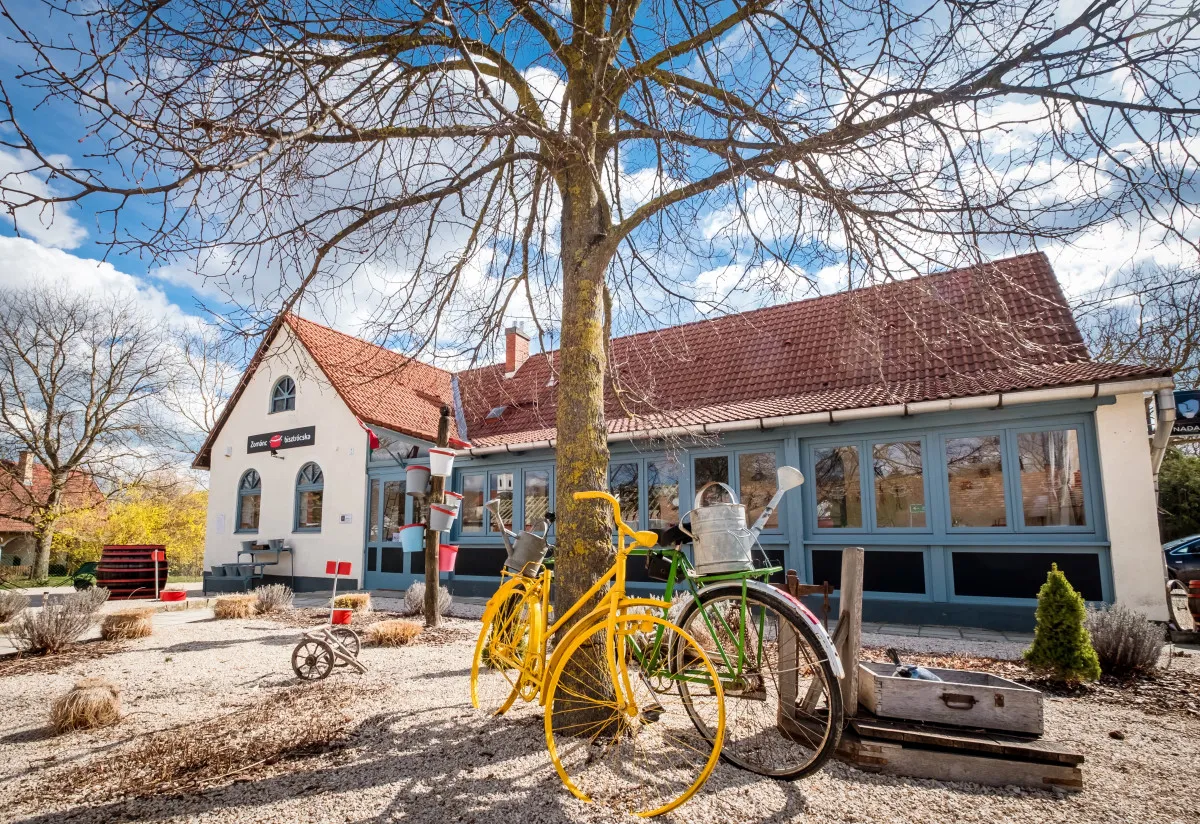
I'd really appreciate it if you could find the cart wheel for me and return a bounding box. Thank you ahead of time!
[330,627,361,665]
[292,638,335,680]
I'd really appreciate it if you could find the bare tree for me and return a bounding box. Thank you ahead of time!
[1,0,1198,622]
[0,287,178,579]
[1074,261,1200,390]
[157,328,241,463]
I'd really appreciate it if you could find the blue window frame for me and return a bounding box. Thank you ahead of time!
[236,469,261,533]
[271,376,296,413]
[294,462,324,532]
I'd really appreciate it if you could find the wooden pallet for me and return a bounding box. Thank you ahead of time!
[838,715,1084,791]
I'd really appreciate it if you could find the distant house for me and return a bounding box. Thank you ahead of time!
[0,453,103,567]
[193,253,1174,630]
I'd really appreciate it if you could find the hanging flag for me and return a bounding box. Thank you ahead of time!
[355,417,381,451]
[337,561,352,576]
[325,560,338,575]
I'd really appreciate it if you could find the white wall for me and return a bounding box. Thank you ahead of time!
[203,327,367,585]
[1095,392,1168,620]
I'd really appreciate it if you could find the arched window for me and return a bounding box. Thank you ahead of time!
[236,469,261,532]
[271,376,296,413]
[295,462,324,531]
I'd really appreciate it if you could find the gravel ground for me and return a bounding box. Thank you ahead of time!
[1,613,1197,824]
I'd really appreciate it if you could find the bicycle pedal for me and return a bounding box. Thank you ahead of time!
[639,701,665,723]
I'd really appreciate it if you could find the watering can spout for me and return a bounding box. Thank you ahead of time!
[485,498,516,552]
[748,466,806,537]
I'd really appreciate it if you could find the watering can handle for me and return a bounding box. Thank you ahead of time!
[694,481,738,510]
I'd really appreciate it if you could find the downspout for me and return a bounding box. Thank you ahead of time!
[1149,387,1176,496]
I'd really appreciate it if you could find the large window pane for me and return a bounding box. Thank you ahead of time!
[693,455,730,505]
[946,436,1006,527]
[873,441,926,528]
[813,446,862,528]
[647,457,682,529]
[739,452,778,528]
[952,551,1102,600]
[1018,430,1086,527]
[382,480,405,540]
[238,493,260,531]
[812,549,926,594]
[523,469,551,530]
[460,473,484,533]
[609,462,640,527]
[297,490,323,529]
[368,479,380,541]
[489,472,514,532]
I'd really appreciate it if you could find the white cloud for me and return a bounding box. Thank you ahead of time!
[0,148,88,249]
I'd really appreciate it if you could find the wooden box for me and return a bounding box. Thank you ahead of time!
[858,662,1044,735]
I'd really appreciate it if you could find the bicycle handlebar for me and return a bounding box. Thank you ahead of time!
[572,491,658,548]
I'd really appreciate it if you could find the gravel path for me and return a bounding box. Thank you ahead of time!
[1,612,1196,824]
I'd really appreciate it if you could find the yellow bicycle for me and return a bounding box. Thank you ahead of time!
[470,491,726,817]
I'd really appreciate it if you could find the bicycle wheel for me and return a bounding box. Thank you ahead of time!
[544,614,724,817]
[470,579,539,716]
[330,627,361,666]
[675,581,842,779]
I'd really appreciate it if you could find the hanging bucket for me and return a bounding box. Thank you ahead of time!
[443,491,463,518]
[682,482,755,575]
[429,504,456,532]
[1189,580,1200,621]
[438,544,459,573]
[331,608,353,625]
[406,465,430,495]
[397,523,425,552]
[429,448,455,477]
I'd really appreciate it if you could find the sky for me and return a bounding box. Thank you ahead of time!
[0,0,1196,370]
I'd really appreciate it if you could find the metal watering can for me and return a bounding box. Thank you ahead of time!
[680,466,805,574]
[486,498,553,576]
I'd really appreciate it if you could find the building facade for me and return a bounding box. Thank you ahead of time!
[195,254,1173,629]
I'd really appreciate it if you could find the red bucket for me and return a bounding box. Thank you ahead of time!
[331,608,353,625]
[160,590,186,602]
[438,543,459,573]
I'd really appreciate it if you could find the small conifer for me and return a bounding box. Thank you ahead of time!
[1024,563,1101,684]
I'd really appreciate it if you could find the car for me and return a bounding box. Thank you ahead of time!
[1163,534,1200,584]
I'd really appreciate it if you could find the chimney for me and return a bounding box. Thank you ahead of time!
[16,452,34,487]
[505,324,530,375]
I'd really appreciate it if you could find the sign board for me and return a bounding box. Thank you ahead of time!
[325,560,352,576]
[909,504,926,514]
[1175,390,1200,440]
[248,425,316,454]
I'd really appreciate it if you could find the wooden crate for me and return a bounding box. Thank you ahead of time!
[858,661,1044,735]
[839,717,1083,792]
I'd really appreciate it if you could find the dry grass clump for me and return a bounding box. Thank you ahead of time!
[48,684,358,801]
[8,594,97,653]
[100,608,154,640]
[366,619,423,647]
[50,677,122,733]
[333,592,371,613]
[213,594,256,619]
[0,589,30,622]
[402,583,452,616]
[253,583,294,614]
[1087,603,1165,677]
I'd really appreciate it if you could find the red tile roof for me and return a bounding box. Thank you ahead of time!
[0,458,103,532]
[456,253,1168,447]
[193,252,1170,466]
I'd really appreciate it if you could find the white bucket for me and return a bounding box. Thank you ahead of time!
[429,448,455,477]
[406,465,430,495]
[429,503,457,532]
[397,523,425,552]
[443,491,463,518]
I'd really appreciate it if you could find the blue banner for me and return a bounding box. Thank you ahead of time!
[1176,390,1200,438]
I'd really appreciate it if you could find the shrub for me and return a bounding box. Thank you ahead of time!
[9,598,96,653]
[402,583,452,616]
[100,608,154,641]
[333,592,371,613]
[366,619,423,647]
[1086,603,1165,677]
[51,677,122,733]
[1024,564,1101,684]
[0,590,30,623]
[73,586,110,614]
[253,583,294,614]
[213,594,255,620]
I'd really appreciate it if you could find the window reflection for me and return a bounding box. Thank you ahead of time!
[368,479,380,541]
[382,480,405,539]
[739,452,778,528]
[460,473,484,533]
[814,446,862,528]
[489,472,514,531]
[647,457,682,529]
[1018,430,1085,526]
[873,441,926,528]
[523,469,551,530]
[609,462,639,527]
[693,455,730,505]
[946,436,1006,527]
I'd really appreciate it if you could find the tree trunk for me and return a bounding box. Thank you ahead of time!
[32,522,54,580]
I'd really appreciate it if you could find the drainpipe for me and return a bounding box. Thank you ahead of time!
[1149,387,1176,495]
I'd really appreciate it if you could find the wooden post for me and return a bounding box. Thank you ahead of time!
[836,547,865,717]
[424,407,451,627]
